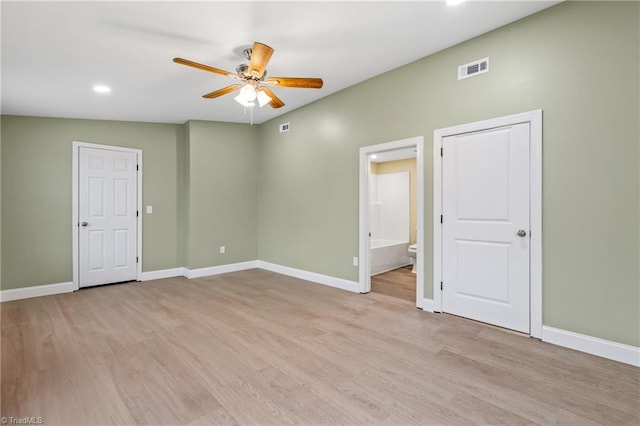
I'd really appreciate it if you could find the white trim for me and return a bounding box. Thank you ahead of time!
[72,141,143,291]
[542,326,640,367]
[257,261,360,293]
[137,158,143,282]
[72,145,79,290]
[415,140,425,308]
[433,134,443,313]
[421,298,435,313]
[359,136,425,308]
[185,261,259,279]
[141,268,185,281]
[528,111,543,338]
[358,150,372,293]
[0,282,74,302]
[433,110,543,338]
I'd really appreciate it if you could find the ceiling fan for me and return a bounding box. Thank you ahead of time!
[173,42,323,109]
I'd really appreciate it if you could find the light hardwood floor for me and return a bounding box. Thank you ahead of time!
[2,269,638,425]
[371,265,416,302]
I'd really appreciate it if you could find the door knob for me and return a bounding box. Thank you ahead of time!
[517,229,527,237]
[81,222,88,227]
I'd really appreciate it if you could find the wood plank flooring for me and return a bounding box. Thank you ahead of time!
[371,265,416,302]
[2,269,638,425]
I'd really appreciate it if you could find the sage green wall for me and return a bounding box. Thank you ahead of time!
[258,1,639,346]
[177,124,189,267]
[0,118,3,289]
[1,116,182,289]
[184,121,259,268]
[0,117,260,288]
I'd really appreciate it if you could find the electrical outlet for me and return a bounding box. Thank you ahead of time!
[353,256,359,267]
[219,246,226,254]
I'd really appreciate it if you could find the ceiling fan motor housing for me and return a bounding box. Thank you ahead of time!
[236,63,267,80]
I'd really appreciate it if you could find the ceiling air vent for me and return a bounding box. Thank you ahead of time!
[458,57,489,80]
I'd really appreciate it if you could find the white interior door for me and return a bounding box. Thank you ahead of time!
[442,123,530,333]
[78,146,138,288]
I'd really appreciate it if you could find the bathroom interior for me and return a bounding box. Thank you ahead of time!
[369,148,417,302]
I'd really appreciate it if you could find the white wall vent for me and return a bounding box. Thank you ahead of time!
[458,57,489,80]
[279,122,290,133]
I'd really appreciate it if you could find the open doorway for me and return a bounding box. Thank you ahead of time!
[359,136,425,309]
[369,150,416,301]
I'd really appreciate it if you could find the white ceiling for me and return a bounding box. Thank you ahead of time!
[1,1,559,125]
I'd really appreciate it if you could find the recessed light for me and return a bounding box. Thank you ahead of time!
[93,85,111,94]
[446,0,466,5]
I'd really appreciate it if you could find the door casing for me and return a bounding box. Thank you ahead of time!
[72,141,143,291]
[433,110,542,338]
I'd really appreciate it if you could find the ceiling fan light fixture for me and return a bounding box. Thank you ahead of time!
[256,89,272,108]
[233,94,252,108]
[234,84,257,107]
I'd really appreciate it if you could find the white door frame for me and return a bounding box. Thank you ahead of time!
[359,136,425,309]
[72,141,143,291]
[433,110,542,338]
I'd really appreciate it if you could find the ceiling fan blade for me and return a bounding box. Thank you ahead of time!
[173,57,239,79]
[248,42,274,79]
[202,84,244,99]
[260,87,285,108]
[265,77,323,89]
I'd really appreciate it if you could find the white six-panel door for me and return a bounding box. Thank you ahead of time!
[78,146,138,288]
[442,123,530,333]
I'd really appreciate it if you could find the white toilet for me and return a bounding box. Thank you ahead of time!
[408,244,417,274]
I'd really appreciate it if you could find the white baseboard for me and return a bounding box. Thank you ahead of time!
[0,281,74,302]
[185,260,259,279]
[542,326,640,367]
[420,298,435,312]
[257,261,360,293]
[141,267,185,281]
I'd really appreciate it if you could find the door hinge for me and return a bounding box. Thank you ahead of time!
[440,147,443,157]
[136,210,139,217]
[136,256,139,263]
[441,281,443,291]
[440,215,443,224]
[136,164,139,171]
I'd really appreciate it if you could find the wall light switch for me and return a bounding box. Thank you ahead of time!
[220,246,226,254]
[353,257,359,267]
[146,205,153,214]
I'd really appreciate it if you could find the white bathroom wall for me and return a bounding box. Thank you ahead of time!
[369,172,409,242]
[369,171,382,240]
